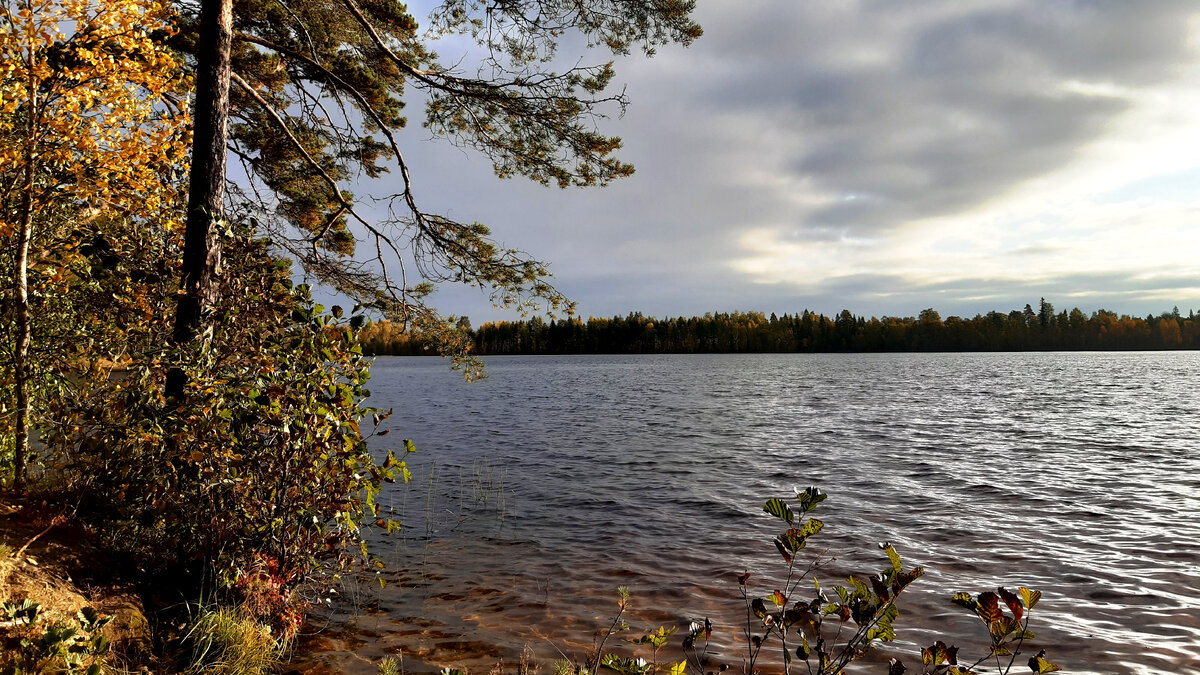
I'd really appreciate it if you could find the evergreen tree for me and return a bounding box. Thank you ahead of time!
[172,0,701,365]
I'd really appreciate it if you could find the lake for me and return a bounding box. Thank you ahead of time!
[296,352,1200,675]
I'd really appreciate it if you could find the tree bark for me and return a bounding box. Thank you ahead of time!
[166,0,232,399]
[12,19,36,489]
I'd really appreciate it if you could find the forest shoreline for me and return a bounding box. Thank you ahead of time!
[359,304,1200,356]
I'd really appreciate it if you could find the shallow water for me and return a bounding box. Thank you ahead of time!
[297,353,1200,675]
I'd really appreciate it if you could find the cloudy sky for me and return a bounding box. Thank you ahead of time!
[375,1,1200,323]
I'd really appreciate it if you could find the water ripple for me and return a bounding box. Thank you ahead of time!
[299,353,1200,675]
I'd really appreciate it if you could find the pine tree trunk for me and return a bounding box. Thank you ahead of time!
[166,0,232,399]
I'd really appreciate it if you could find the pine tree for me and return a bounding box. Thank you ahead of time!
[172,0,701,367]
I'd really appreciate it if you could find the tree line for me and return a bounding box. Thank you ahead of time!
[361,300,1200,355]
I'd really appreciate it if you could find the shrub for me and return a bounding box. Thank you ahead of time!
[48,233,410,613]
[0,600,111,675]
[580,488,1059,675]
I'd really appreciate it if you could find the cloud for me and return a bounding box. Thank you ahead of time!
[373,1,1200,321]
[659,1,1198,236]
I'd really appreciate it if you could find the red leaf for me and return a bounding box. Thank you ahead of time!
[977,591,1003,623]
[998,587,1024,624]
[774,539,793,563]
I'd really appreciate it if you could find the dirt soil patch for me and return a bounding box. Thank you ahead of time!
[0,498,156,670]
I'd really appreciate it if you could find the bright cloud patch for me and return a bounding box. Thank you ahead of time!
[706,1,1200,313]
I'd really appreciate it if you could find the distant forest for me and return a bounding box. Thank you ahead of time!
[358,300,1200,355]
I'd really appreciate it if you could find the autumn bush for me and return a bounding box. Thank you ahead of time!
[1,0,410,655]
[0,0,192,490]
[46,233,408,597]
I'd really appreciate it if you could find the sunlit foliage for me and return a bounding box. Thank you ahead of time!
[0,0,190,484]
[48,234,409,610]
[0,0,409,630]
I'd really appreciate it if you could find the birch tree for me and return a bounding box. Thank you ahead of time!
[0,0,190,486]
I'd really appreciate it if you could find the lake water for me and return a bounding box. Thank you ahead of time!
[296,353,1200,675]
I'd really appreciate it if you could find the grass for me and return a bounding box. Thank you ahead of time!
[378,655,403,675]
[470,457,507,517]
[0,543,12,594]
[186,606,278,675]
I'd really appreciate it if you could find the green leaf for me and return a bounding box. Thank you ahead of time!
[601,655,649,675]
[950,592,977,613]
[988,616,1020,640]
[882,542,902,572]
[1019,587,1042,611]
[764,498,794,525]
[866,602,899,642]
[795,487,827,513]
[867,624,895,642]
[90,634,110,654]
[848,576,872,598]
[800,518,823,538]
[76,606,101,627]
